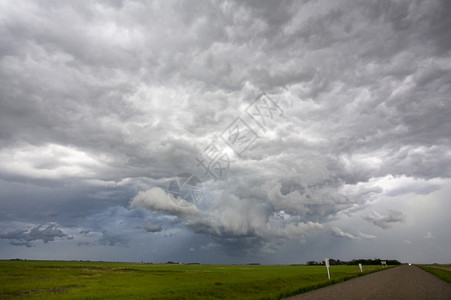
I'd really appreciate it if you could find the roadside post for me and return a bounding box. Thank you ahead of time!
[359,263,363,273]
[325,258,330,280]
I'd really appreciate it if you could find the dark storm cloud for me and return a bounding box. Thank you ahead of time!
[127,0,451,254]
[0,223,70,247]
[144,222,162,233]
[0,0,450,262]
[98,231,129,247]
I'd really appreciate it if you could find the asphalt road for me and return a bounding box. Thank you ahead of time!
[285,265,451,300]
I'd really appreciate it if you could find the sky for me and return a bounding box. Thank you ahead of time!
[0,0,450,265]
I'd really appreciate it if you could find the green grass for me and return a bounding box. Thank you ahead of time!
[0,260,393,299]
[418,265,451,284]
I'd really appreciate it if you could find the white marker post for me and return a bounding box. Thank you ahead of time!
[325,258,330,280]
[359,263,363,273]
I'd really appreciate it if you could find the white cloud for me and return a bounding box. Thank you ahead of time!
[330,226,358,240]
[130,187,200,216]
[358,231,377,241]
[329,227,376,241]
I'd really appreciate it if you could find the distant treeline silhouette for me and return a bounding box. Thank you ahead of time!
[306,258,402,266]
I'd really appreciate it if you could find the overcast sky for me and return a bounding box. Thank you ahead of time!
[1,0,450,264]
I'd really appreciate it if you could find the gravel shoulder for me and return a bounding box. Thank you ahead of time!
[284,265,451,300]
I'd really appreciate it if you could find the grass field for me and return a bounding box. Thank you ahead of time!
[418,265,451,284]
[0,260,391,299]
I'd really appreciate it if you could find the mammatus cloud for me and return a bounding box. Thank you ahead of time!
[0,223,70,247]
[363,210,406,229]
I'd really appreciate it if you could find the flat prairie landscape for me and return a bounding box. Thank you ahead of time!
[0,260,387,299]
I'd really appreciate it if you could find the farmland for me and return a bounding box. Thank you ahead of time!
[0,260,389,299]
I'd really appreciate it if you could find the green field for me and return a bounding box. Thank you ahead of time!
[0,260,391,299]
[418,265,451,284]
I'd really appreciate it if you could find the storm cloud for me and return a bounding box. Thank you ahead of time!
[0,0,450,264]
[0,223,70,247]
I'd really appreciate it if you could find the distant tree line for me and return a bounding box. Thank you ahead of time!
[306,258,401,266]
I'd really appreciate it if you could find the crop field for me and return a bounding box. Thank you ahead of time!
[0,260,389,299]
